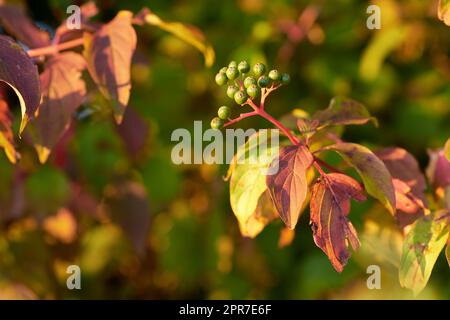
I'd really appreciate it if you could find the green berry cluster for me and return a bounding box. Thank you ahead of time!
[212,60,290,129]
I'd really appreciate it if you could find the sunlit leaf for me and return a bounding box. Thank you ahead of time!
[266,144,314,229]
[359,26,406,81]
[31,52,86,163]
[312,96,377,130]
[444,138,450,162]
[83,11,137,123]
[0,35,41,133]
[43,208,77,244]
[399,210,449,295]
[135,8,215,67]
[0,4,50,48]
[229,131,279,237]
[310,173,366,272]
[438,0,450,26]
[324,142,396,215]
[376,147,428,227]
[0,91,18,162]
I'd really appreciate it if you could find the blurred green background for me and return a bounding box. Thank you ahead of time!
[0,0,449,299]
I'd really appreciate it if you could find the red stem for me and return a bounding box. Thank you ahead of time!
[27,37,85,58]
[224,111,257,127]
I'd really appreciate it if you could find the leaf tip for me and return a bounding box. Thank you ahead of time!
[35,145,51,164]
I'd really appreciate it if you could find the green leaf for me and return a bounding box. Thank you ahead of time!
[312,97,378,130]
[135,8,215,67]
[324,142,396,215]
[399,211,449,295]
[229,131,278,237]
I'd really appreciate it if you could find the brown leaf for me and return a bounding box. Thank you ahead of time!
[426,149,450,190]
[83,11,137,123]
[376,147,428,227]
[0,4,50,48]
[31,52,86,163]
[310,173,366,272]
[0,35,41,133]
[266,145,314,229]
[0,89,18,162]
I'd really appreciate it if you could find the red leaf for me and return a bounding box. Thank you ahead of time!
[376,147,428,227]
[426,149,450,190]
[31,52,86,163]
[266,145,314,229]
[0,35,41,133]
[0,4,50,48]
[83,11,137,123]
[310,173,366,272]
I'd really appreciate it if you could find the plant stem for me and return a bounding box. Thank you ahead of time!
[224,111,257,127]
[314,157,344,174]
[27,37,85,58]
[258,109,299,145]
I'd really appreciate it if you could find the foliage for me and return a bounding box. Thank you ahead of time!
[0,0,448,300]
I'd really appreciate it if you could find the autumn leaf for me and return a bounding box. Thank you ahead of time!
[239,191,278,238]
[426,149,450,190]
[324,142,396,215]
[438,0,450,26]
[399,210,449,295]
[31,52,86,163]
[116,106,150,160]
[266,145,314,229]
[376,147,428,227]
[0,90,18,163]
[312,97,377,130]
[310,173,366,272]
[229,131,279,237]
[100,181,151,255]
[0,35,41,133]
[134,8,215,67]
[444,138,450,162]
[83,11,137,123]
[0,4,50,48]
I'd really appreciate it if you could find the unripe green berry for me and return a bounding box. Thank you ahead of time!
[247,84,260,99]
[244,76,257,88]
[253,63,266,77]
[228,61,237,68]
[215,72,227,86]
[211,117,224,130]
[281,73,290,84]
[234,90,248,105]
[258,75,270,88]
[238,61,250,74]
[226,66,239,80]
[218,106,231,120]
[268,69,280,81]
[220,67,228,73]
[227,85,239,99]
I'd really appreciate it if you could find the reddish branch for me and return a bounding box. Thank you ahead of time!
[27,37,84,58]
[224,85,299,145]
